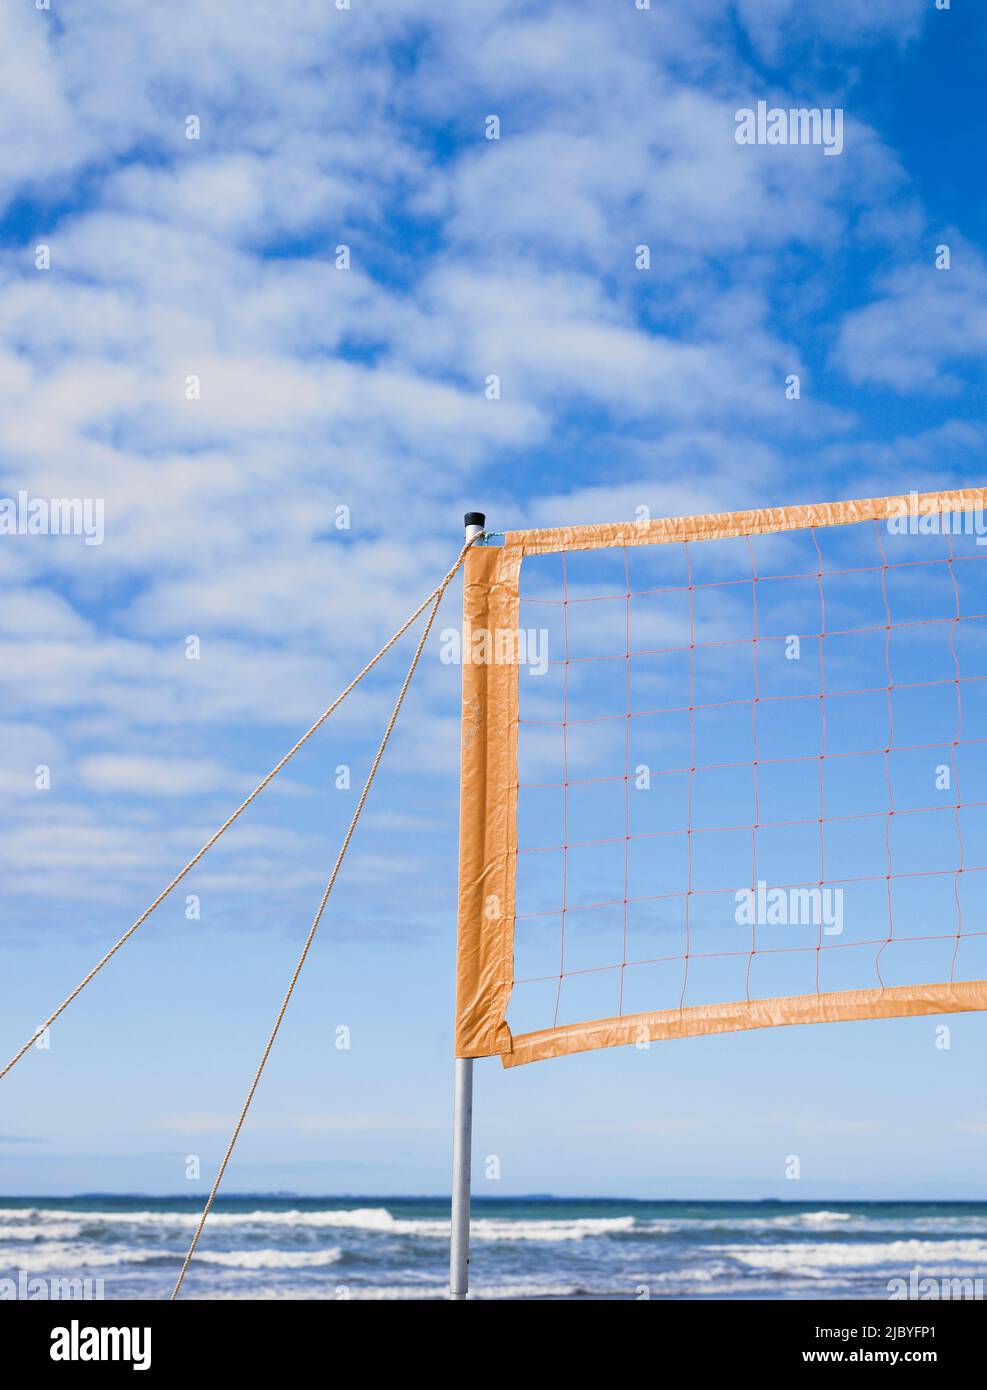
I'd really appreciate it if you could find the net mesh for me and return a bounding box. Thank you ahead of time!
[507,512,987,1044]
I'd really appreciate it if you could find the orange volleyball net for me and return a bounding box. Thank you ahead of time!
[454,488,987,1067]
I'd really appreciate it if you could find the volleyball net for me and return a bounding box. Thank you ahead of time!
[454,488,987,1067]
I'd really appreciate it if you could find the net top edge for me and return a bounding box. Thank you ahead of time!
[503,485,987,556]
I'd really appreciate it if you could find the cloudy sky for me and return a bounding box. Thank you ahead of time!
[1,1,986,1200]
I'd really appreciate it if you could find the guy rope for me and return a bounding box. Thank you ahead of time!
[0,530,482,1297]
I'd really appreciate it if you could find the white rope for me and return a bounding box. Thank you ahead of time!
[0,537,479,1084]
[171,564,460,1297]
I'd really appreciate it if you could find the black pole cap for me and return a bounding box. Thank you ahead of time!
[464,512,486,529]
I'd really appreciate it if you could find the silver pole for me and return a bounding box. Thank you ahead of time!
[449,1055,474,1299]
[450,512,484,1300]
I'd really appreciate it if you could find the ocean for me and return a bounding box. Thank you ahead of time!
[1,1197,985,1301]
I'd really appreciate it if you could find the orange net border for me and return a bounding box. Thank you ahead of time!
[454,487,987,1066]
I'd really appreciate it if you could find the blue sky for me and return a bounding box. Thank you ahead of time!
[1,0,987,1200]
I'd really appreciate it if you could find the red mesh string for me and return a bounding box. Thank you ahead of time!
[512,522,987,1027]
[528,611,987,668]
[813,526,827,993]
[513,918,987,987]
[516,795,987,856]
[947,530,966,981]
[746,535,761,1002]
[680,539,696,1010]
[519,731,987,789]
[521,551,986,606]
[515,859,987,917]
[875,520,895,987]
[619,546,631,1017]
[552,552,571,1028]
[521,679,987,730]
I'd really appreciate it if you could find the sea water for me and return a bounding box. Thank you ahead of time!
[1,1196,985,1301]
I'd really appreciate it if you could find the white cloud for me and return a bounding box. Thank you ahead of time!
[77,754,232,797]
[0,0,977,930]
[735,0,927,63]
[835,254,987,392]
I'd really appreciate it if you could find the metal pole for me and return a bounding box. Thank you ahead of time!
[450,1055,474,1299]
[450,511,484,1301]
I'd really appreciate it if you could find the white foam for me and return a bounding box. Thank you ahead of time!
[0,1223,84,1241]
[191,1248,343,1270]
[721,1238,987,1273]
[0,1206,393,1232]
[0,1207,635,1243]
[2,1244,135,1273]
[642,1211,987,1237]
[471,1216,635,1242]
[1,1242,342,1273]
[184,1281,586,1301]
[792,1210,852,1226]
